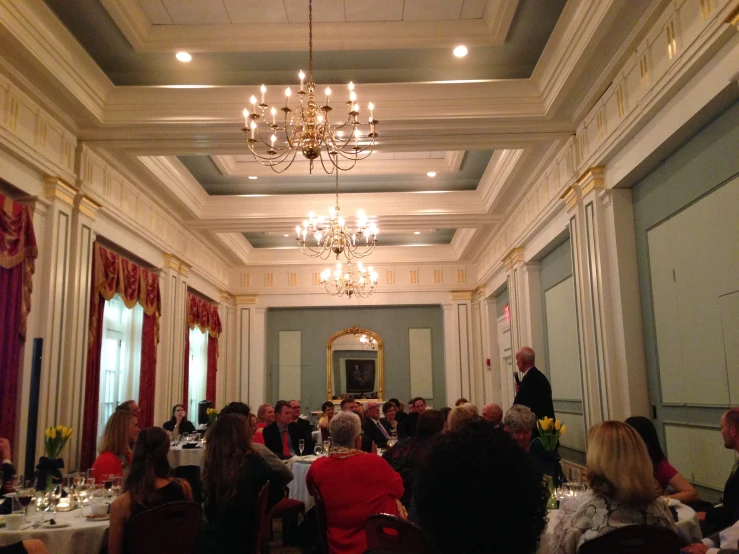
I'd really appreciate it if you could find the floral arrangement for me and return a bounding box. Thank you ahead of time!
[533,416,566,452]
[206,408,219,424]
[44,425,73,459]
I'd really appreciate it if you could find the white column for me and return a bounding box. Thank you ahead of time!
[234,295,257,405]
[561,167,649,425]
[442,303,460,405]
[479,294,499,405]
[216,291,235,408]
[59,193,99,469]
[249,307,267,409]
[504,248,545,367]
[442,292,474,406]
[470,288,486,406]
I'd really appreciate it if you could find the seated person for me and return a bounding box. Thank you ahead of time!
[698,409,739,535]
[197,414,283,554]
[382,409,445,507]
[504,404,564,486]
[683,518,739,554]
[318,401,335,442]
[388,398,407,424]
[626,415,699,503]
[447,403,478,431]
[550,421,676,554]
[415,421,548,554]
[262,400,314,459]
[0,541,49,554]
[219,402,293,486]
[92,410,139,481]
[255,403,275,435]
[398,397,426,439]
[340,396,357,412]
[482,402,503,426]
[361,400,390,451]
[454,397,469,406]
[162,404,196,437]
[306,411,404,554]
[108,427,193,554]
[381,401,398,435]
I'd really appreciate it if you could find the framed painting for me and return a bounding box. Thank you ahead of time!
[345,359,376,394]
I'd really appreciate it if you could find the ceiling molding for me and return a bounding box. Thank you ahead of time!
[136,156,208,218]
[99,0,516,53]
[477,149,525,209]
[450,227,478,259]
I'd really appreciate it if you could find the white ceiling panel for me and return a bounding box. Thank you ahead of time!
[344,0,404,22]
[222,0,289,24]
[461,0,487,19]
[403,0,464,21]
[138,0,173,24]
[161,0,232,24]
[283,0,346,23]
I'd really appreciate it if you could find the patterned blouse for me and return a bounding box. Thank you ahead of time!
[550,489,677,554]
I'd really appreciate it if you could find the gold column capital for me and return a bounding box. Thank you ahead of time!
[503,247,525,269]
[76,194,101,220]
[451,290,474,301]
[234,294,258,305]
[577,166,605,197]
[163,253,190,276]
[43,176,77,207]
[727,4,739,28]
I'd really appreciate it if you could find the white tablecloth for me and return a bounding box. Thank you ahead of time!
[0,511,109,554]
[168,445,205,469]
[538,501,702,553]
[286,457,316,511]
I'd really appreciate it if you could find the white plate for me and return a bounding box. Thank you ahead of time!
[85,514,110,521]
[41,521,71,529]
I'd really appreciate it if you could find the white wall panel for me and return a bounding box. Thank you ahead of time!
[278,331,302,401]
[723,292,739,405]
[665,424,736,490]
[558,411,586,452]
[545,277,582,401]
[409,328,433,399]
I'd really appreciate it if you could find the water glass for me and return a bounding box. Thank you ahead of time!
[313,445,323,456]
[111,476,122,497]
[48,484,62,514]
[323,440,331,454]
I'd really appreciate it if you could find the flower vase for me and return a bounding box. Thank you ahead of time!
[544,474,558,510]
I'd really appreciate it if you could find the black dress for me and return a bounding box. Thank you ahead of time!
[163,419,196,434]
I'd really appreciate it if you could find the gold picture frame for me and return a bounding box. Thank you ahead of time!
[326,325,384,401]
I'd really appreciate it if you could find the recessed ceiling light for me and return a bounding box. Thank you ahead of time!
[248,176,258,180]
[453,45,468,58]
[414,231,421,235]
[175,52,192,63]
[283,234,289,237]
[427,171,437,177]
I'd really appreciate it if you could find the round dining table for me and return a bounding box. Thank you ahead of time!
[168,444,205,469]
[0,510,109,554]
[286,455,319,511]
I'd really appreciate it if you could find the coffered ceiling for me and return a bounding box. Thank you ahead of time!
[0,0,662,267]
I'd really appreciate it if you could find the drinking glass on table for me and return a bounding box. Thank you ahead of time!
[90,484,105,506]
[314,444,323,456]
[86,468,96,483]
[298,439,305,456]
[323,440,331,455]
[16,486,34,516]
[48,484,63,514]
[111,476,122,497]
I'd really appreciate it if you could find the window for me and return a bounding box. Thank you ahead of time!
[98,294,143,441]
[188,327,208,420]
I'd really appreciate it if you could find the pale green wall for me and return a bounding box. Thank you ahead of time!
[495,288,509,318]
[266,306,446,411]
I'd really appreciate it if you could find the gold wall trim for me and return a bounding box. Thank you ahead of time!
[234,294,258,305]
[451,290,474,301]
[163,253,190,276]
[77,195,101,220]
[726,4,739,27]
[503,247,525,269]
[43,176,77,207]
[577,166,605,197]
[326,326,384,401]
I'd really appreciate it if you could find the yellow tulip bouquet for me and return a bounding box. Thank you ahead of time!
[533,416,566,452]
[37,425,73,490]
[206,408,219,425]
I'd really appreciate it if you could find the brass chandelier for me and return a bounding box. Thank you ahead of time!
[241,0,378,174]
[295,170,378,260]
[321,261,378,299]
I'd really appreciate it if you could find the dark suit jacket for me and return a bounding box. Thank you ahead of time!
[706,466,739,532]
[263,421,315,460]
[513,367,555,420]
[397,412,419,440]
[362,417,390,451]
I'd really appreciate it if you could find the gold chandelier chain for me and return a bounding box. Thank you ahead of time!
[308,0,313,81]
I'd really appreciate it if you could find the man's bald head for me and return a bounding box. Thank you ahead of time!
[482,403,503,425]
[515,347,536,373]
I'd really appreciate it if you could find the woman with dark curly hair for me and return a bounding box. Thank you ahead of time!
[196,414,281,554]
[415,421,548,554]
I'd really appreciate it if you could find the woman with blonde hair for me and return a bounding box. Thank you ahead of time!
[92,410,139,482]
[550,421,676,553]
[447,403,478,431]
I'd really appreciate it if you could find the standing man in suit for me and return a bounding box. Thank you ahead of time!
[698,409,739,535]
[263,401,314,459]
[513,347,554,420]
[362,400,390,451]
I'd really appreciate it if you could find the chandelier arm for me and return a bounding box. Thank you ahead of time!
[264,149,300,173]
[247,144,293,165]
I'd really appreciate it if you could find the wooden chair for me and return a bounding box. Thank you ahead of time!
[254,480,271,554]
[271,495,305,546]
[306,481,330,554]
[365,513,432,554]
[126,501,202,554]
[578,525,680,554]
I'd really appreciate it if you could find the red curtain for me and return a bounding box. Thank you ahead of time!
[0,195,37,442]
[184,293,222,407]
[80,243,161,469]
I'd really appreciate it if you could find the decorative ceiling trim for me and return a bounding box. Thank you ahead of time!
[136,156,208,218]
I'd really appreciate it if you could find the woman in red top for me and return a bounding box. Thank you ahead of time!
[307,411,404,554]
[626,416,699,503]
[91,410,139,482]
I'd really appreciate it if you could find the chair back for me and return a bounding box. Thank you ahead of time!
[578,525,680,554]
[365,513,432,554]
[126,501,202,554]
[307,481,330,554]
[253,480,271,554]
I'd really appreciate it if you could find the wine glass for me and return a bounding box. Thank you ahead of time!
[48,484,62,514]
[63,475,76,506]
[16,487,33,516]
[111,476,122,497]
[323,439,331,454]
[298,439,305,456]
[313,444,323,456]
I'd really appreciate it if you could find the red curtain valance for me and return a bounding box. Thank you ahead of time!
[186,292,222,340]
[0,194,38,339]
[87,244,161,352]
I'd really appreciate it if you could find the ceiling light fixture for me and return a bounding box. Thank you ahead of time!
[241,0,377,174]
[414,231,421,235]
[453,45,468,58]
[248,176,258,180]
[296,170,378,260]
[427,171,437,177]
[321,261,378,299]
[175,52,192,62]
[357,332,378,349]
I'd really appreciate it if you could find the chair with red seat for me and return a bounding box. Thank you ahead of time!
[306,481,329,554]
[271,494,305,546]
[578,525,680,554]
[126,501,202,554]
[365,513,432,554]
[254,481,271,554]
